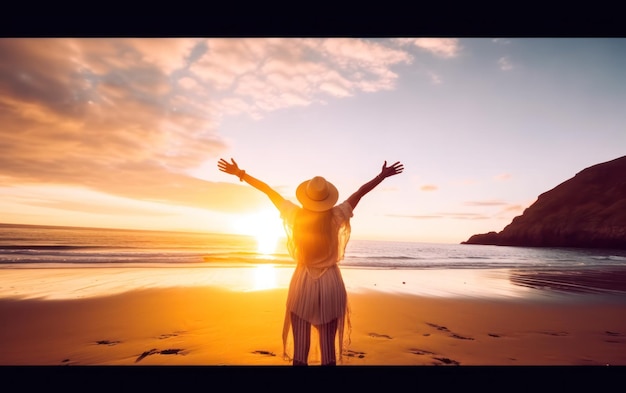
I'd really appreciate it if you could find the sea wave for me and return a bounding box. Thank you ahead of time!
[1,223,626,270]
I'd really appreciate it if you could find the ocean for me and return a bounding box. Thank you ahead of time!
[2,223,626,298]
[2,222,626,270]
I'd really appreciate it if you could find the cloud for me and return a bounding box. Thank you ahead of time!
[463,200,525,219]
[460,202,525,220]
[494,173,512,181]
[498,56,514,71]
[441,212,490,220]
[420,184,439,191]
[428,71,443,85]
[387,201,525,223]
[387,212,490,220]
[395,38,462,58]
[387,214,442,219]
[0,38,221,171]
[457,178,478,186]
[0,38,415,213]
[20,196,175,217]
[492,38,512,45]
[191,38,413,118]
[464,200,508,206]
[494,204,525,218]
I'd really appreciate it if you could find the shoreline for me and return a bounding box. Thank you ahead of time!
[1,265,625,366]
[2,264,626,301]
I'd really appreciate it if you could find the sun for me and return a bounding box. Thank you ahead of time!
[232,208,286,255]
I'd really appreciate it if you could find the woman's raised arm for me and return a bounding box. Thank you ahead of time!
[217,158,285,209]
[346,160,404,210]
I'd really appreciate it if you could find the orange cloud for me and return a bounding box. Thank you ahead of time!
[494,204,525,218]
[388,212,490,220]
[386,214,442,219]
[494,173,512,181]
[442,212,490,220]
[464,200,508,206]
[0,38,417,216]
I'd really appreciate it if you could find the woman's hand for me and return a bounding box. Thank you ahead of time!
[217,158,242,177]
[379,161,404,179]
[217,157,283,207]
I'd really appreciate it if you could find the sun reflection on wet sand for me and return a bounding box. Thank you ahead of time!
[342,267,541,299]
[0,266,566,301]
[251,264,277,291]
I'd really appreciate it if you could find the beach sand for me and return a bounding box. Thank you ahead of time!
[1,266,625,368]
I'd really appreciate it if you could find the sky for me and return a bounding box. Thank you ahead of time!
[0,38,625,244]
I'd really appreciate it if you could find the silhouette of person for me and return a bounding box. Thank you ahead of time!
[218,158,404,365]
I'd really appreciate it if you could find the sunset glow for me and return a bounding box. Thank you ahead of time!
[232,209,286,255]
[0,38,625,243]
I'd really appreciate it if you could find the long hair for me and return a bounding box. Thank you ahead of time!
[287,208,338,265]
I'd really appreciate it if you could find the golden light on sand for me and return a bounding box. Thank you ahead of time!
[253,264,278,290]
[232,209,286,255]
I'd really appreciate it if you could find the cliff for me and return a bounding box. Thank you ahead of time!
[462,155,626,249]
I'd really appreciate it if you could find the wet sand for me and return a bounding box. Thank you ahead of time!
[0,266,625,368]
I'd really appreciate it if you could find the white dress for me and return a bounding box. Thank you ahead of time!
[279,199,353,362]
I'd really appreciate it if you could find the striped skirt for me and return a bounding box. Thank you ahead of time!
[282,263,350,362]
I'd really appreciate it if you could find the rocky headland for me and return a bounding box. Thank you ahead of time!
[462,155,626,249]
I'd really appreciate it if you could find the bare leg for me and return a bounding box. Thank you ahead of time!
[318,318,338,366]
[290,312,311,366]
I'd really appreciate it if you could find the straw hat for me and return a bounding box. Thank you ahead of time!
[296,176,338,212]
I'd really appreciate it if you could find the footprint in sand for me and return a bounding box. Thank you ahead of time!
[541,331,569,337]
[408,348,434,356]
[425,322,474,341]
[252,350,276,357]
[450,333,475,341]
[605,331,624,343]
[136,348,159,362]
[158,330,186,339]
[95,340,121,346]
[160,349,184,355]
[368,332,393,339]
[432,356,460,366]
[344,349,366,358]
[135,348,185,363]
[409,347,460,365]
[426,322,450,332]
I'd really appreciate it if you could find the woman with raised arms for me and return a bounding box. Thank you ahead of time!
[218,158,404,366]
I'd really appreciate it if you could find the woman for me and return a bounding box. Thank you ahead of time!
[217,158,404,365]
